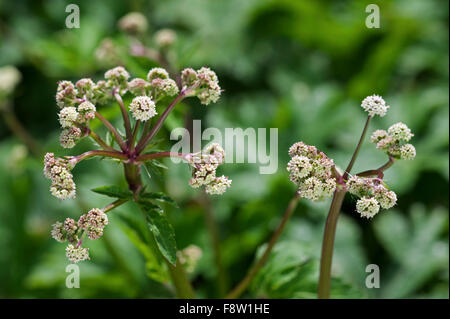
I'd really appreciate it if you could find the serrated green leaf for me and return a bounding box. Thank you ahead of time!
[140,192,178,207]
[91,185,133,199]
[138,200,178,265]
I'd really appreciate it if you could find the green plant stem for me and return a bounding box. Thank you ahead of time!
[71,150,127,164]
[95,111,127,152]
[89,129,116,151]
[123,160,195,298]
[129,120,141,152]
[343,115,372,179]
[114,92,133,144]
[136,151,187,162]
[1,107,42,156]
[356,156,395,178]
[225,193,300,299]
[201,192,228,297]
[317,189,346,299]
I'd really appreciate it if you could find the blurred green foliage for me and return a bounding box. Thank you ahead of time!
[0,0,448,298]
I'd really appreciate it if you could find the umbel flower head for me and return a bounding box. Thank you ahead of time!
[177,245,203,273]
[370,122,416,160]
[187,143,231,195]
[129,96,157,121]
[51,207,108,262]
[346,175,397,218]
[181,67,221,105]
[287,142,337,201]
[44,153,76,200]
[361,94,390,117]
[118,12,148,34]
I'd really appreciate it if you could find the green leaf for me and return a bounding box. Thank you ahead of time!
[143,161,165,182]
[91,185,133,199]
[140,192,179,207]
[138,200,178,265]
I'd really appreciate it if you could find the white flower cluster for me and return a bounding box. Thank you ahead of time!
[129,96,157,121]
[78,208,109,240]
[287,142,337,201]
[187,143,231,195]
[66,244,90,263]
[51,207,108,262]
[347,175,397,218]
[44,153,76,200]
[370,122,416,160]
[181,67,221,105]
[361,94,390,117]
[177,245,203,273]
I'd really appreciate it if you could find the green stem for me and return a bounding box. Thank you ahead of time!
[226,193,300,299]
[1,106,42,156]
[317,189,346,299]
[201,192,228,297]
[123,160,195,298]
[343,116,372,179]
[166,257,196,299]
[114,92,133,144]
[95,111,127,152]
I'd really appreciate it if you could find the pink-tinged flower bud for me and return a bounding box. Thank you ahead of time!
[66,244,90,263]
[370,122,415,160]
[56,81,78,108]
[181,68,198,89]
[118,12,148,34]
[51,221,66,243]
[105,66,130,90]
[361,94,389,117]
[75,78,95,98]
[43,153,77,200]
[370,130,388,144]
[151,78,179,99]
[60,126,82,149]
[128,78,152,96]
[129,96,157,121]
[195,67,221,105]
[205,176,232,195]
[78,208,109,240]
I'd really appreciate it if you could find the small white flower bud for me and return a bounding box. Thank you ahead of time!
[0,65,21,96]
[65,244,90,263]
[287,156,312,184]
[105,66,130,90]
[356,197,380,219]
[361,94,389,117]
[196,67,221,105]
[129,96,157,121]
[370,130,388,144]
[400,143,416,160]
[59,107,79,128]
[177,245,202,273]
[75,78,95,97]
[388,122,414,142]
[118,12,148,34]
[374,188,397,209]
[147,67,169,81]
[151,78,179,99]
[77,101,96,123]
[155,28,177,47]
[205,176,232,195]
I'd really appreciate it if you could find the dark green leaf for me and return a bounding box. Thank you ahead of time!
[140,192,178,207]
[91,185,133,199]
[138,200,178,265]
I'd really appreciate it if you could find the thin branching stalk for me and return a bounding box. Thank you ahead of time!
[135,92,186,154]
[136,151,187,162]
[357,156,395,178]
[129,120,141,152]
[226,193,300,299]
[114,92,133,144]
[343,115,372,179]
[95,111,128,151]
[88,129,116,151]
[71,150,128,164]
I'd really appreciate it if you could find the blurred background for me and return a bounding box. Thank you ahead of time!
[0,0,448,298]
